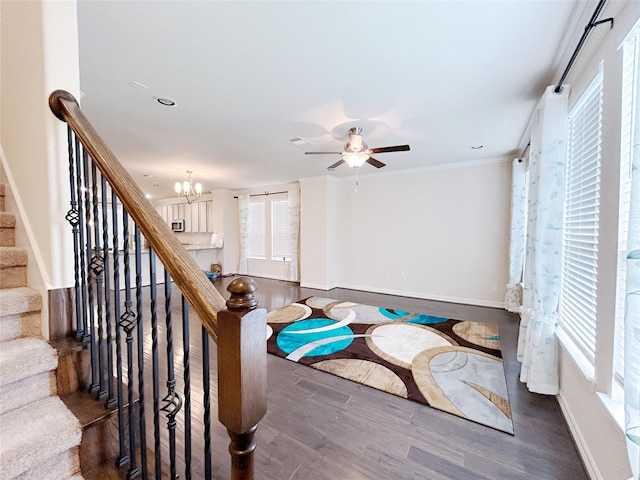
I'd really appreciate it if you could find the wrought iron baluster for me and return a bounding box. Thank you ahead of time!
[134,227,148,479]
[75,136,89,343]
[162,271,182,480]
[102,178,115,408]
[120,210,139,479]
[90,164,107,400]
[202,325,212,480]
[112,193,128,468]
[82,148,99,395]
[64,127,83,339]
[182,295,192,480]
[149,249,162,479]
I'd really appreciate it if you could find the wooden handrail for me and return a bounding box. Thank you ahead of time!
[49,90,225,341]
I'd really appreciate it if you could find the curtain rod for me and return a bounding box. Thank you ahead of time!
[554,0,613,93]
[233,190,287,199]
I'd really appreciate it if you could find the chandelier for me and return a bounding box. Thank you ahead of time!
[174,170,202,204]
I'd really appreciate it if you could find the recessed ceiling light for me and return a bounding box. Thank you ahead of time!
[471,145,484,149]
[154,96,177,107]
[145,194,152,199]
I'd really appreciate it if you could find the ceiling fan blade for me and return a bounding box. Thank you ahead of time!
[327,159,345,171]
[366,157,386,168]
[369,145,410,154]
[305,151,343,155]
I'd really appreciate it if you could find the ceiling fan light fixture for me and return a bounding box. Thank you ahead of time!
[344,152,369,168]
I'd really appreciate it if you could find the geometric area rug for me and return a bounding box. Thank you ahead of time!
[266,297,514,435]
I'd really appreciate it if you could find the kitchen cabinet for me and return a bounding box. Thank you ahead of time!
[183,204,192,232]
[189,203,199,232]
[198,202,208,233]
[207,201,214,232]
[188,201,213,232]
[172,204,186,222]
[155,201,213,232]
[159,205,170,225]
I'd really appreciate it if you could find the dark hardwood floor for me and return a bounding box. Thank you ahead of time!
[216,276,586,480]
[121,276,588,480]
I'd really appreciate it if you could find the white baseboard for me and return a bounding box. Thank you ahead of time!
[299,281,338,291]
[333,282,505,309]
[557,391,599,480]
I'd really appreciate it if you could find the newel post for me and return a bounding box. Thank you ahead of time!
[217,277,267,480]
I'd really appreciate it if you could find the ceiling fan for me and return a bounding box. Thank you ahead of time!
[305,127,410,171]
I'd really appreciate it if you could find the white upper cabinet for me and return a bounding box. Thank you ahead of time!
[160,205,170,225]
[155,200,213,232]
[198,202,207,233]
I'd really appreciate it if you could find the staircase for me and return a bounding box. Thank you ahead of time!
[0,182,84,479]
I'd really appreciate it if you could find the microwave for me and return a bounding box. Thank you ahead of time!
[171,219,185,232]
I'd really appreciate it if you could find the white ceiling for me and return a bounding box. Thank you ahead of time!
[77,0,588,199]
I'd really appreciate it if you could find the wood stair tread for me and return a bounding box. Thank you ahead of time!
[50,336,86,356]
[61,390,120,428]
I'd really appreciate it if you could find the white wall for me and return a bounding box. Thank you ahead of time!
[333,159,511,307]
[555,1,639,479]
[212,189,237,275]
[299,175,337,289]
[0,0,80,337]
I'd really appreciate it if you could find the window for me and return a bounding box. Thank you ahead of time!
[613,20,640,386]
[271,199,292,260]
[247,193,290,260]
[248,201,266,258]
[558,67,604,371]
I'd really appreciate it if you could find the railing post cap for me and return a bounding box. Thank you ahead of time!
[49,90,79,121]
[226,276,258,311]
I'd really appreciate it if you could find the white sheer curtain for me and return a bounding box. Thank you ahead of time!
[517,85,569,395]
[287,189,300,282]
[624,93,640,480]
[237,194,250,275]
[505,157,527,312]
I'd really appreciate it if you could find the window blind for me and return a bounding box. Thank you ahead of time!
[271,199,291,260]
[559,68,604,366]
[613,22,640,386]
[248,201,266,258]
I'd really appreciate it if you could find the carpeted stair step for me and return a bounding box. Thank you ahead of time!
[0,287,43,342]
[0,212,16,248]
[0,310,40,343]
[0,183,5,212]
[0,370,57,416]
[0,287,42,318]
[0,396,83,480]
[0,338,58,413]
[13,446,81,480]
[0,182,84,479]
[0,246,28,288]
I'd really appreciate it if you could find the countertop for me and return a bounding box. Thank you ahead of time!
[181,244,220,251]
